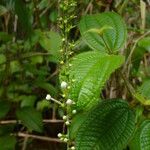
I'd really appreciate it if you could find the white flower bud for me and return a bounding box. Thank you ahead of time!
[71,146,75,150]
[69,63,72,67]
[66,99,74,105]
[65,120,70,126]
[72,110,77,114]
[61,81,68,89]
[63,115,67,120]
[57,133,62,138]
[64,138,68,142]
[46,94,51,100]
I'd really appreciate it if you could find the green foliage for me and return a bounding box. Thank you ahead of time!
[16,107,43,133]
[138,37,150,52]
[39,31,62,59]
[14,0,32,33]
[138,79,150,100]
[132,37,150,73]
[0,1,150,149]
[0,135,16,150]
[130,120,150,150]
[0,5,8,16]
[75,99,135,150]
[79,12,127,53]
[0,101,10,119]
[68,51,124,110]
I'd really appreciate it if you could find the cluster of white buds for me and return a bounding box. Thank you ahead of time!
[57,133,69,142]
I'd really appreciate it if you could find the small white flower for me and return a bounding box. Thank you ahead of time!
[72,110,77,114]
[66,99,74,105]
[64,138,68,142]
[65,120,70,126]
[71,146,75,150]
[63,115,67,120]
[61,81,68,89]
[46,94,51,100]
[57,133,62,138]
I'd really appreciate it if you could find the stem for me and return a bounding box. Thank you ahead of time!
[16,132,64,143]
[0,119,63,125]
[50,97,63,106]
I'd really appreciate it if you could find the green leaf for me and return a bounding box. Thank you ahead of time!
[0,101,10,119]
[138,79,150,100]
[0,135,16,150]
[34,81,58,97]
[39,31,62,58]
[21,95,36,107]
[133,79,150,106]
[37,100,50,111]
[16,107,43,133]
[138,37,150,52]
[68,51,124,110]
[70,112,88,140]
[132,47,145,73]
[132,37,150,73]
[75,99,135,150]
[0,32,12,42]
[0,54,6,64]
[79,12,127,53]
[130,120,150,150]
[30,55,43,64]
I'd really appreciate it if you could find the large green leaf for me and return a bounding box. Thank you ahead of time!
[16,107,43,133]
[75,99,135,150]
[130,120,150,150]
[79,12,127,53]
[68,51,124,110]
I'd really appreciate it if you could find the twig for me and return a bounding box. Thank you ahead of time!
[84,0,94,14]
[17,132,64,143]
[22,131,28,150]
[13,15,18,42]
[123,30,150,72]
[0,119,63,125]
